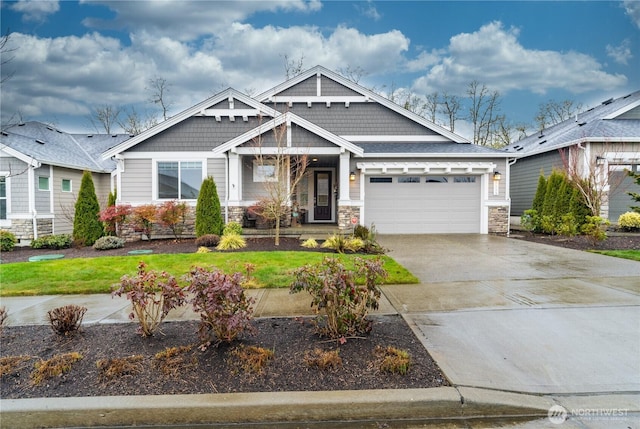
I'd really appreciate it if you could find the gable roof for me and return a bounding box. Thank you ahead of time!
[504,90,640,157]
[101,89,281,159]
[257,65,471,144]
[1,122,127,172]
[212,111,364,157]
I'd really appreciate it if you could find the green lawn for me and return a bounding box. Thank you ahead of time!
[0,251,418,297]
[591,249,640,262]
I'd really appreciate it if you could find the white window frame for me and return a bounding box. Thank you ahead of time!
[0,173,9,225]
[253,159,278,182]
[61,178,72,192]
[154,160,204,201]
[38,176,50,191]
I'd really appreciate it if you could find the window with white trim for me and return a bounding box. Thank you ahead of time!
[157,161,202,199]
[62,179,72,192]
[0,176,6,220]
[253,160,278,182]
[38,176,50,191]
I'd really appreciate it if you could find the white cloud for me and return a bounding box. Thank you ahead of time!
[606,39,633,65]
[10,0,59,22]
[80,0,322,42]
[358,1,381,21]
[412,21,627,96]
[623,0,640,29]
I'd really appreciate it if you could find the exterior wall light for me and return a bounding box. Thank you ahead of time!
[493,171,501,196]
[349,171,356,181]
[596,156,605,165]
[493,171,502,181]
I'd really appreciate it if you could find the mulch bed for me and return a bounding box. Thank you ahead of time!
[509,230,640,251]
[0,315,448,399]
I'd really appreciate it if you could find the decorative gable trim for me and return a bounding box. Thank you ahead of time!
[603,99,640,120]
[356,161,497,175]
[212,112,364,157]
[257,66,470,144]
[101,89,280,159]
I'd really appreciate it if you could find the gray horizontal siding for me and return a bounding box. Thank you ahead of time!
[52,167,85,235]
[292,125,335,147]
[207,158,227,201]
[241,157,269,201]
[320,76,362,96]
[610,168,640,220]
[127,117,259,152]
[510,151,563,215]
[121,159,152,202]
[277,76,316,96]
[1,157,29,213]
[286,103,437,136]
[34,165,51,214]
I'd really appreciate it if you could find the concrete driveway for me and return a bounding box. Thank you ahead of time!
[377,234,640,395]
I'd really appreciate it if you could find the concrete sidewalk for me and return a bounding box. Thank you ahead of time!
[2,234,640,428]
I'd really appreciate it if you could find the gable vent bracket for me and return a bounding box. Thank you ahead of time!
[229,115,235,122]
[326,101,331,108]
[345,101,350,108]
[215,116,221,122]
[307,101,312,108]
[228,97,234,109]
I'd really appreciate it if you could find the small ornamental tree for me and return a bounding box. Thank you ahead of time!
[99,204,132,237]
[130,204,157,240]
[73,171,103,246]
[195,177,223,237]
[157,200,189,240]
[627,169,640,213]
[103,190,118,235]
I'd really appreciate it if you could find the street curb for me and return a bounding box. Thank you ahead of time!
[0,387,552,428]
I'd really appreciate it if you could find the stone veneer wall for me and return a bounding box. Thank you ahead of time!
[488,206,509,235]
[338,205,362,232]
[227,206,245,225]
[6,218,53,242]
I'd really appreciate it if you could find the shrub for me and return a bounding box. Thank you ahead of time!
[130,205,158,240]
[376,346,411,375]
[0,355,32,377]
[112,262,186,336]
[229,345,273,374]
[184,266,255,348]
[195,234,220,247]
[31,234,73,250]
[290,256,388,339]
[223,221,243,236]
[557,213,579,237]
[304,348,342,370]
[196,246,211,254]
[216,233,247,251]
[618,211,640,231]
[301,238,318,248]
[96,355,144,382]
[99,204,132,237]
[31,352,83,386]
[321,234,348,253]
[73,171,103,246]
[581,216,610,245]
[93,236,126,250]
[157,200,189,240]
[353,224,370,240]
[195,176,223,237]
[0,230,16,252]
[344,237,364,253]
[520,209,538,232]
[47,305,87,335]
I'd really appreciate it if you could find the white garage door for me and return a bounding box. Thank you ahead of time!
[364,175,481,234]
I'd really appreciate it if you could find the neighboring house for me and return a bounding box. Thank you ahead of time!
[505,90,640,222]
[0,122,130,242]
[102,66,512,235]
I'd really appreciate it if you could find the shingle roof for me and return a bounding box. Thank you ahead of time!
[503,90,640,157]
[1,122,129,172]
[357,142,505,156]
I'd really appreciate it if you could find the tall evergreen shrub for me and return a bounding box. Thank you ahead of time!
[73,171,103,246]
[195,176,223,237]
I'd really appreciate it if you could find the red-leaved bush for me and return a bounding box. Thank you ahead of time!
[130,205,158,240]
[184,266,255,349]
[156,200,189,240]
[99,204,132,237]
[112,262,186,336]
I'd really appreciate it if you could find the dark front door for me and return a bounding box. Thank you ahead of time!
[314,171,332,221]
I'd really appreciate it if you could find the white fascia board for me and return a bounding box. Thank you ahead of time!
[267,96,368,103]
[521,137,640,158]
[0,146,39,166]
[197,108,261,117]
[117,151,227,159]
[361,152,512,159]
[212,112,364,157]
[257,65,470,144]
[603,99,640,119]
[356,161,497,174]
[101,89,280,160]
[235,147,342,155]
[341,135,451,142]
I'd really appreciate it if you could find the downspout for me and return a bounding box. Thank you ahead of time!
[27,160,41,240]
[507,157,517,237]
[224,152,229,223]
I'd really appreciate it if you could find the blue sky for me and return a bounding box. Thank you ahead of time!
[1,0,639,140]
